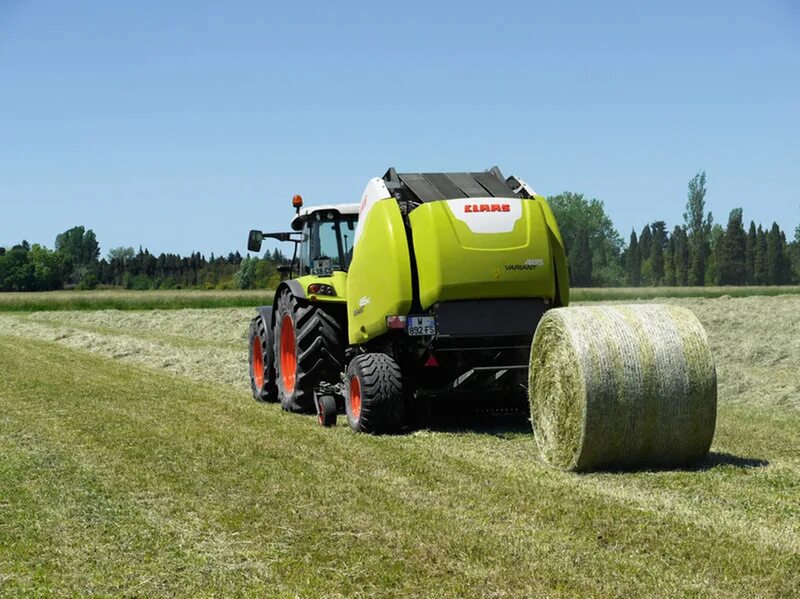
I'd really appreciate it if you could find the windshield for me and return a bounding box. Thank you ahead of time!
[299,216,357,275]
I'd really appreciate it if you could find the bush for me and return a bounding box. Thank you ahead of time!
[128,275,154,291]
[76,273,99,290]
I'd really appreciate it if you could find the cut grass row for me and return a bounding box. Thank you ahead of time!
[2,294,798,412]
[0,289,276,312]
[572,284,800,301]
[0,335,798,597]
[1,285,800,311]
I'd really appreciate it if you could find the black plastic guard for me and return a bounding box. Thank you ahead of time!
[432,299,548,338]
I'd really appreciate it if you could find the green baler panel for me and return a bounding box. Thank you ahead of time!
[410,198,563,309]
[536,196,570,306]
[346,199,413,344]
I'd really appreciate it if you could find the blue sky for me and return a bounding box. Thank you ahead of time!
[1,0,798,256]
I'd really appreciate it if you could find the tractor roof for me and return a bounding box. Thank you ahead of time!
[291,203,360,231]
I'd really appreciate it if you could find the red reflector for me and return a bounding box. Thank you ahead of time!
[386,315,406,329]
[424,355,439,367]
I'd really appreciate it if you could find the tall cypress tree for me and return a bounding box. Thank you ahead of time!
[754,225,768,285]
[715,230,729,286]
[706,224,725,285]
[649,221,667,285]
[781,231,792,284]
[639,224,653,260]
[745,221,757,284]
[684,171,713,286]
[766,222,786,285]
[626,229,641,286]
[664,232,676,286]
[570,228,593,286]
[672,226,689,286]
[638,224,653,284]
[718,208,747,285]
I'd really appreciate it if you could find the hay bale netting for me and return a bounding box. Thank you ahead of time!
[529,304,717,472]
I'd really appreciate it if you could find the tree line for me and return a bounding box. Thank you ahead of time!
[2,171,798,291]
[549,171,800,287]
[0,226,290,292]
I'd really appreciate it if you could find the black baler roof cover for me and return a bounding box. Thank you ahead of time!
[383,166,521,204]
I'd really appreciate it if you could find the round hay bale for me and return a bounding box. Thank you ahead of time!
[529,304,717,472]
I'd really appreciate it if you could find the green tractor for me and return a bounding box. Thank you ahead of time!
[247,167,569,433]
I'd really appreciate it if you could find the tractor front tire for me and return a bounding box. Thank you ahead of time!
[273,290,345,413]
[248,315,278,403]
[345,353,406,434]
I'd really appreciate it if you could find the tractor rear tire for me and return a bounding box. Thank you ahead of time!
[273,290,345,413]
[248,315,278,403]
[345,353,406,434]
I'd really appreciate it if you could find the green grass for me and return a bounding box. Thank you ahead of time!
[2,285,800,312]
[0,297,798,596]
[0,289,275,311]
[571,285,800,301]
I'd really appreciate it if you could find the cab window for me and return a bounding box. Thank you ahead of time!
[298,216,357,274]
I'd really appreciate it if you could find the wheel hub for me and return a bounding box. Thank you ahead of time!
[280,314,297,393]
[252,336,264,389]
[349,375,361,420]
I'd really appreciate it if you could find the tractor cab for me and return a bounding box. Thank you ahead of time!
[247,196,359,278]
[291,203,360,275]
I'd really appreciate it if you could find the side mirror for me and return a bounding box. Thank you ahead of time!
[247,230,263,253]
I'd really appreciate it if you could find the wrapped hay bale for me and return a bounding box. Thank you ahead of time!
[529,304,716,472]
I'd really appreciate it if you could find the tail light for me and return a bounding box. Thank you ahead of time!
[307,284,335,296]
[386,315,407,330]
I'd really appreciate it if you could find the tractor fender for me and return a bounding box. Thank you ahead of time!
[255,305,273,325]
[269,280,307,324]
[254,305,275,357]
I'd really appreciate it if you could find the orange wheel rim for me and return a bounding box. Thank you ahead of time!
[252,336,264,389]
[349,375,361,421]
[280,315,296,393]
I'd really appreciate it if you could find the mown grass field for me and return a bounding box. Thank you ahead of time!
[572,284,800,301]
[0,289,278,312]
[0,295,798,596]
[1,285,799,312]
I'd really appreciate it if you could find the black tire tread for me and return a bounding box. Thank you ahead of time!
[248,315,278,403]
[318,394,338,427]
[346,353,406,434]
[274,290,345,413]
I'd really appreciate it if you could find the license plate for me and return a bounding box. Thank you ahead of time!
[407,315,436,336]
[311,258,334,276]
